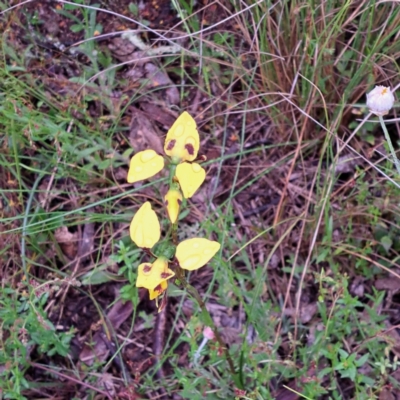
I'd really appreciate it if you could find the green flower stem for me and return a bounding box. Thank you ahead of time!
[166,156,237,380]
[379,115,400,175]
[175,267,236,376]
[171,221,178,245]
[168,163,177,186]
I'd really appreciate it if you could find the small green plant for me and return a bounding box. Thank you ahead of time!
[0,281,74,399]
[123,111,238,385]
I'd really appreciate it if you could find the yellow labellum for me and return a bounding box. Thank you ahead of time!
[176,238,220,271]
[149,280,168,300]
[127,149,164,183]
[175,162,206,198]
[164,188,182,223]
[130,202,160,248]
[136,257,174,290]
[164,112,200,162]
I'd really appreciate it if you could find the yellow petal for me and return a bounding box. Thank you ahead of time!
[130,202,160,248]
[175,162,205,198]
[149,280,168,300]
[127,150,164,183]
[136,258,175,290]
[164,188,183,223]
[176,238,220,271]
[164,112,200,162]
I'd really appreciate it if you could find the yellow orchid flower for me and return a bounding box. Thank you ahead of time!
[130,202,160,249]
[127,149,164,183]
[176,238,220,271]
[127,113,205,200]
[164,112,200,163]
[164,187,182,223]
[149,280,168,300]
[136,257,175,290]
[175,162,206,199]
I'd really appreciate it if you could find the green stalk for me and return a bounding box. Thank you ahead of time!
[167,162,237,380]
[168,163,177,186]
[379,115,400,175]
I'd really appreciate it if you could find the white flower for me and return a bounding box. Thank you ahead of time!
[366,85,395,116]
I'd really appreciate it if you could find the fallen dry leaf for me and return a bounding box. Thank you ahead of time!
[275,381,300,400]
[379,388,396,400]
[283,303,318,324]
[140,103,176,127]
[144,63,180,105]
[79,299,133,366]
[77,213,95,260]
[129,108,164,154]
[97,372,117,397]
[375,277,400,292]
[55,226,78,260]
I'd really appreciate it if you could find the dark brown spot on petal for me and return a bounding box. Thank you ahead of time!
[166,139,176,151]
[143,264,152,273]
[177,199,182,206]
[161,272,173,279]
[154,284,162,293]
[185,143,195,155]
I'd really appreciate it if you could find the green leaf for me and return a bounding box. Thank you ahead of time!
[338,348,349,359]
[94,24,103,34]
[199,307,213,326]
[359,375,375,386]
[355,353,369,367]
[81,264,123,285]
[318,366,333,378]
[380,235,393,253]
[129,3,138,14]
[97,159,112,170]
[70,24,84,33]
[82,270,116,285]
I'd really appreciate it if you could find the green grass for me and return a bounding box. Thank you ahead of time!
[1,0,400,398]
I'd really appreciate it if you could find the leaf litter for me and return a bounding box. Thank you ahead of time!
[2,1,400,399]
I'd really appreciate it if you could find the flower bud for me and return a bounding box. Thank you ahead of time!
[164,188,182,223]
[366,86,395,116]
[203,326,215,340]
